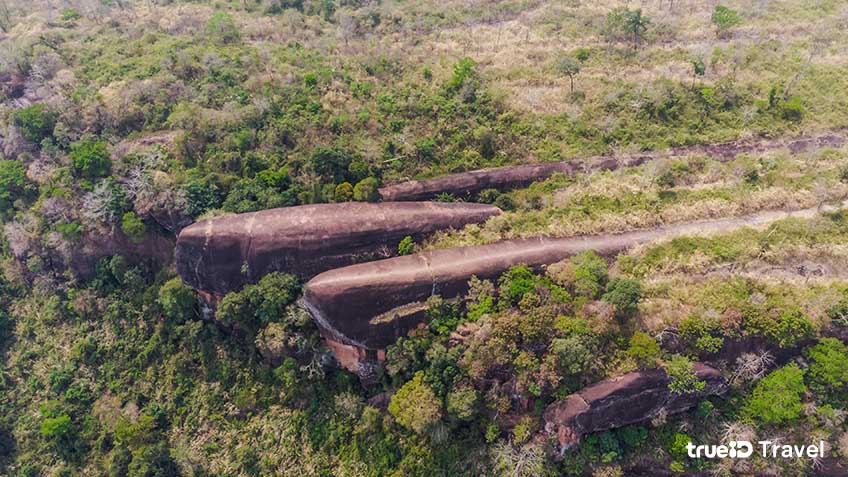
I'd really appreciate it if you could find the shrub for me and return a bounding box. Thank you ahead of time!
[397,236,414,256]
[121,212,147,243]
[205,12,240,44]
[334,182,353,202]
[666,355,705,394]
[12,104,55,144]
[679,315,725,354]
[744,364,806,424]
[353,177,380,202]
[804,338,848,404]
[712,6,741,35]
[571,251,608,299]
[388,371,442,433]
[499,265,537,305]
[627,331,660,368]
[602,277,642,318]
[70,140,111,178]
[446,385,478,421]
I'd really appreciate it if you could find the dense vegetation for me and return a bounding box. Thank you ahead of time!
[1,0,848,475]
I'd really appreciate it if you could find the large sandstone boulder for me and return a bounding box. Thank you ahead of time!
[378,131,846,201]
[175,201,500,296]
[302,206,828,373]
[543,364,727,453]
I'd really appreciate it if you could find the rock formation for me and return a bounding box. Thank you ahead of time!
[378,130,847,201]
[175,201,500,298]
[542,364,727,453]
[302,203,840,374]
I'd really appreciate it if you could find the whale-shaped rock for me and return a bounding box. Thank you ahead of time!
[175,201,500,296]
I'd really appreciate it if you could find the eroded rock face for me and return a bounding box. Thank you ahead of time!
[378,131,847,201]
[301,205,834,373]
[175,202,500,296]
[542,364,727,453]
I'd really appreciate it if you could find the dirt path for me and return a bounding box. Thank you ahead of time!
[379,129,848,201]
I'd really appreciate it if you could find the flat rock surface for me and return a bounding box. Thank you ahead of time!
[303,202,842,349]
[175,201,500,295]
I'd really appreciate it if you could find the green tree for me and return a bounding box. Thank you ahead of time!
[353,177,380,202]
[602,277,642,318]
[205,11,240,44]
[744,364,806,424]
[334,182,353,202]
[712,5,741,36]
[571,251,608,299]
[388,371,442,433]
[121,212,147,243]
[446,385,478,421]
[666,355,705,394]
[691,58,706,88]
[70,139,111,178]
[624,9,650,50]
[804,338,848,404]
[555,55,582,93]
[628,331,660,368]
[12,103,55,143]
[397,236,414,256]
[157,278,196,323]
[127,442,179,477]
[0,159,27,215]
[216,272,302,338]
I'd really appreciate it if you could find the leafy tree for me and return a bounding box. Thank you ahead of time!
[353,177,380,202]
[127,442,179,477]
[216,272,302,338]
[499,265,537,304]
[205,11,240,44]
[744,363,806,424]
[70,140,111,179]
[0,159,27,215]
[804,338,848,404]
[624,8,651,50]
[397,236,414,256]
[712,6,741,36]
[571,251,608,299]
[12,103,55,143]
[388,371,442,434]
[555,55,582,93]
[691,58,706,88]
[309,147,353,183]
[446,385,478,421]
[627,331,660,368]
[666,355,705,394]
[183,179,223,218]
[334,182,354,202]
[550,334,596,376]
[157,278,196,323]
[602,277,642,318]
[121,212,147,243]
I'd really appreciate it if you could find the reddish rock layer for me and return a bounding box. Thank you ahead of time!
[378,131,846,201]
[302,205,825,352]
[543,364,727,452]
[175,201,500,296]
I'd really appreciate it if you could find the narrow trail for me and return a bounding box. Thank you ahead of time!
[379,129,848,201]
[303,199,848,350]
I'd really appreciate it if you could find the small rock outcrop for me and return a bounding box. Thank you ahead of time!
[175,202,500,297]
[378,131,847,201]
[542,364,727,453]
